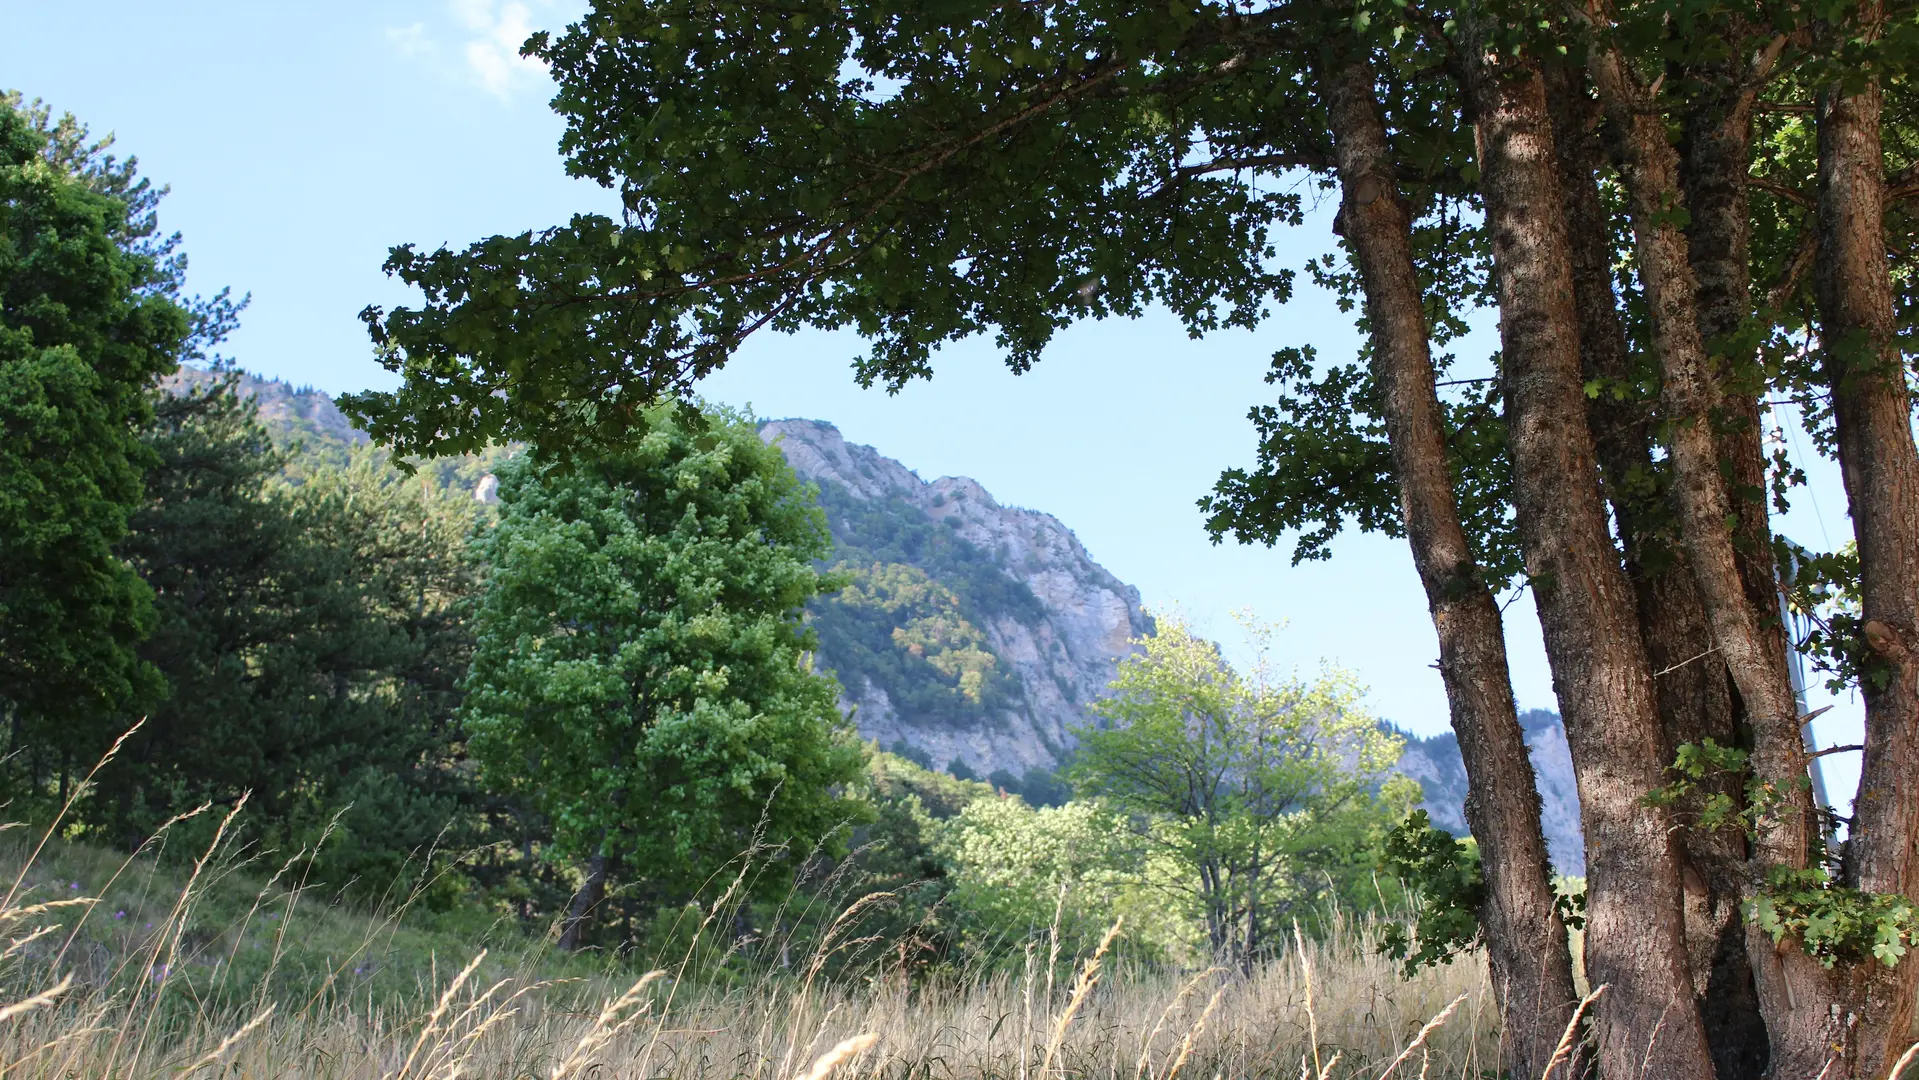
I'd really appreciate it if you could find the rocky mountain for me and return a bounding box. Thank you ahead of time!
[761,420,1152,784]
[1396,708,1585,874]
[163,365,368,456]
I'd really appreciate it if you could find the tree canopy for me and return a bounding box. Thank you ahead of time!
[461,405,866,943]
[1071,613,1414,962]
[0,95,204,798]
[343,1,1337,458]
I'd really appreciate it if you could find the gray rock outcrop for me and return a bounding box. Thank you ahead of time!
[762,419,1151,777]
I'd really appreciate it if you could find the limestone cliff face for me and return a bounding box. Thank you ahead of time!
[761,419,1151,777]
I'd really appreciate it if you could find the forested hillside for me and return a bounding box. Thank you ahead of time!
[183,368,1587,851]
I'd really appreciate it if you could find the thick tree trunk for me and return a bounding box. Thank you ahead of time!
[1458,40,1719,1080]
[1673,46,1825,1080]
[1543,59,1768,1079]
[557,851,611,952]
[1678,42,1783,643]
[1461,40,1718,1080]
[1813,12,1919,1068]
[1322,51,1579,1080]
[1581,27,1843,1075]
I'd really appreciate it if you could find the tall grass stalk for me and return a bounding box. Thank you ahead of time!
[0,745,1507,1077]
[0,861,1498,1078]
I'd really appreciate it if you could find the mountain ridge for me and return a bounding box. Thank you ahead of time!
[1395,709,1584,873]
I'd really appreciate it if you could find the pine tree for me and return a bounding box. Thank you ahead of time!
[0,96,195,806]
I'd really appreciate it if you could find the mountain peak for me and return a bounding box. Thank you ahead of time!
[762,419,1151,780]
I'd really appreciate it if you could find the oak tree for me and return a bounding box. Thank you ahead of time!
[347,2,1919,1073]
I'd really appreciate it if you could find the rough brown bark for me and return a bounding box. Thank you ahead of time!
[1579,24,1846,1075]
[1678,39,1784,644]
[1813,7,1919,1067]
[1461,38,1717,1079]
[558,851,611,952]
[1323,50,1579,1080]
[1669,42,1831,1080]
[1542,59,1768,1079]
[1573,33,1842,1080]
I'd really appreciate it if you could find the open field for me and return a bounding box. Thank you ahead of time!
[0,825,1503,1079]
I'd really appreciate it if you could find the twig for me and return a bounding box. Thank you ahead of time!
[1295,923,1322,1080]
[1163,985,1227,1080]
[792,1033,878,1080]
[1653,646,1720,678]
[552,970,668,1080]
[1039,919,1123,1080]
[1135,967,1225,1080]
[4,719,147,909]
[184,1004,276,1074]
[1765,223,1819,311]
[1374,994,1468,1080]
[1750,175,1815,209]
[396,951,488,1080]
[0,976,72,1023]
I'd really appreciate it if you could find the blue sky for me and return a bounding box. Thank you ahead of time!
[2,1,1869,801]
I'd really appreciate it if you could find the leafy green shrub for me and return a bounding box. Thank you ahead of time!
[1376,811,1484,977]
[1752,867,1919,968]
[1655,738,1918,970]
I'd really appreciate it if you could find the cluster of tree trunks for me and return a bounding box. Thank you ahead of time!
[1316,4,1918,1077]
[1322,49,1583,1078]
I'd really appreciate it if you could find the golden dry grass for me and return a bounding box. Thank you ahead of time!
[0,898,1498,1079]
[0,734,1503,1078]
[0,821,1502,1078]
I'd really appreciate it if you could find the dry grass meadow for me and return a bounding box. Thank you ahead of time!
[0,789,1514,1080]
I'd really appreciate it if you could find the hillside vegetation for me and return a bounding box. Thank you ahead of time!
[16,0,1919,1065]
[1,94,1585,1075]
[176,371,1589,854]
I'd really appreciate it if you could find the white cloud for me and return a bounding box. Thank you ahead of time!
[385,1,574,101]
[460,1,545,99]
